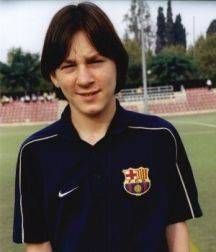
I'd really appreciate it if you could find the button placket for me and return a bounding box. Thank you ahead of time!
[90,150,106,198]
[88,144,108,251]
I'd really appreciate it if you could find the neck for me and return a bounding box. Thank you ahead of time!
[70,99,116,145]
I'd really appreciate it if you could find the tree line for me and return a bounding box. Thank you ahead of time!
[0,0,216,96]
[123,0,216,90]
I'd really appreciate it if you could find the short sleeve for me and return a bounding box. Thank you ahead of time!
[13,142,49,243]
[167,126,202,224]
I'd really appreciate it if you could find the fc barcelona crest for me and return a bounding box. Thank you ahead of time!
[122,167,151,196]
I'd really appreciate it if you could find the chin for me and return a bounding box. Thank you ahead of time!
[84,103,109,116]
[72,99,114,118]
[84,108,103,117]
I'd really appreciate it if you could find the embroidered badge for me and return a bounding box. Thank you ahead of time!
[122,167,151,196]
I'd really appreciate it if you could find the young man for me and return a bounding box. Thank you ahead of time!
[13,2,202,252]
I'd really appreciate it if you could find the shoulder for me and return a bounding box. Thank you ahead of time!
[20,120,61,151]
[124,109,181,157]
[125,109,176,132]
[124,109,180,146]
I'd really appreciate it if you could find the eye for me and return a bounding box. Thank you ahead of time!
[61,64,76,70]
[90,59,104,65]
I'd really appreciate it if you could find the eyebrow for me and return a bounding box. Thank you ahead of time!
[62,53,103,65]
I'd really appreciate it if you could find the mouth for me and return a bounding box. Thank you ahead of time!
[77,90,100,97]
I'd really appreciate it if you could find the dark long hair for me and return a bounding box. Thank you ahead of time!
[41,2,128,93]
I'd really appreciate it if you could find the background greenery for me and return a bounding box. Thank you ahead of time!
[1,0,216,96]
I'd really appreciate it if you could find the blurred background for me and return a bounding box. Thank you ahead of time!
[0,0,216,251]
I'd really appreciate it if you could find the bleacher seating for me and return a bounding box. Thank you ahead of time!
[0,88,216,124]
[0,101,58,124]
[122,88,216,115]
[117,86,175,102]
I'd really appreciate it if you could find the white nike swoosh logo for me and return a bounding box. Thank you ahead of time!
[58,186,79,198]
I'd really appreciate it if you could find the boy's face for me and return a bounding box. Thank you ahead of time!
[51,30,117,118]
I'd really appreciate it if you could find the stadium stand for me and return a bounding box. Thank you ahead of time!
[0,101,58,124]
[0,87,216,124]
[116,85,175,102]
[122,87,216,115]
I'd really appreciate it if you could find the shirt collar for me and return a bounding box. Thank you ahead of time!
[59,99,130,142]
[106,99,130,136]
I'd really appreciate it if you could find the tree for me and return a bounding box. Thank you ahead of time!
[161,45,187,55]
[123,0,139,43]
[148,48,197,87]
[156,0,187,51]
[0,48,51,94]
[173,14,186,48]
[155,7,166,54]
[166,0,174,46]
[123,38,153,88]
[193,34,216,82]
[123,39,142,66]
[123,0,154,50]
[207,19,216,36]
[123,38,150,88]
[0,63,11,94]
[126,64,142,88]
[0,48,41,93]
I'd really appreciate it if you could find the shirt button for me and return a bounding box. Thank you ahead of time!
[92,174,104,187]
[95,174,102,180]
[91,174,105,198]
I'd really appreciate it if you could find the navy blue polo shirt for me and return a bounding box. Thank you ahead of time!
[13,100,202,252]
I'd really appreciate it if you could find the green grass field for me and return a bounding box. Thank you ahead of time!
[0,112,215,252]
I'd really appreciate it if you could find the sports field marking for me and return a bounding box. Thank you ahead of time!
[169,120,216,129]
[182,130,216,135]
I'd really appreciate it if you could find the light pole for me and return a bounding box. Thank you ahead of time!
[193,16,195,46]
[140,26,148,113]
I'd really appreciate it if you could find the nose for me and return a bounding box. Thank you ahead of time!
[76,65,94,88]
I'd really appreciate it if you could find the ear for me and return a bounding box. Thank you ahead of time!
[50,74,59,88]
